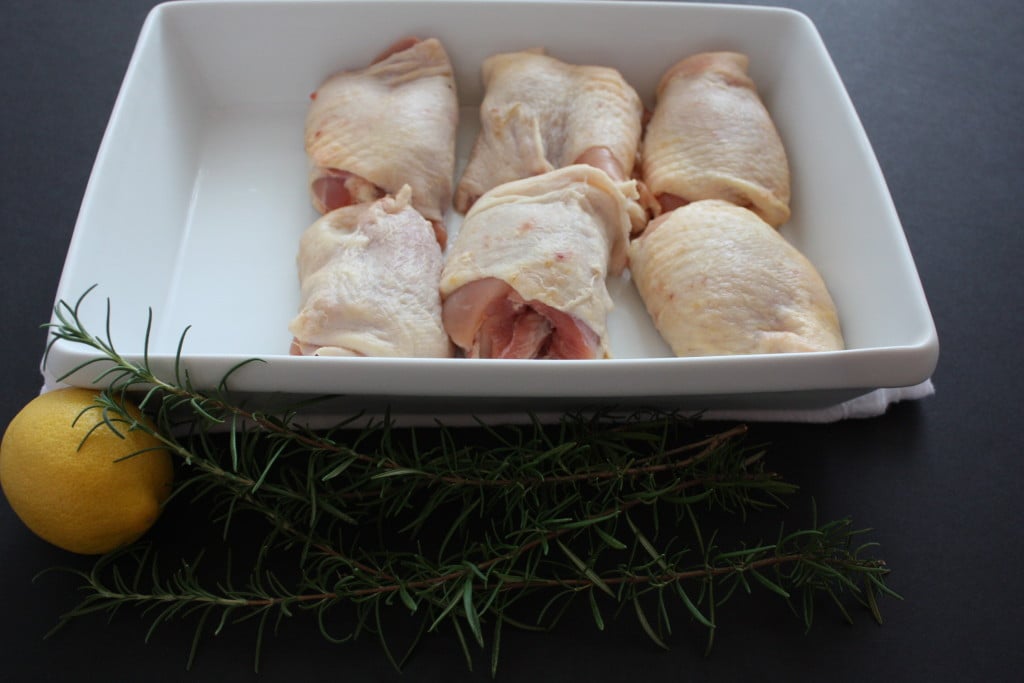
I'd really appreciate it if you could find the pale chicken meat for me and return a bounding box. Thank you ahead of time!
[642,52,791,228]
[441,165,637,359]
[454,49,648,233]
[629,200,843,356]
[289,186,452,358]
[305,37,458,245]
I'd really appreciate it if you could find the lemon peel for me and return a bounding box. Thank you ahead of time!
[1,387,174,555]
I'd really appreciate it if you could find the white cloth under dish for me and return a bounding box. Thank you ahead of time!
[701,379,935,423]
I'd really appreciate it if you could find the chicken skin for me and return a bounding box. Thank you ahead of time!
[629,200,843,356]
[642,52,791,228]
[305,37,458,245]
[455,49,647,233]
[290,186,452,358]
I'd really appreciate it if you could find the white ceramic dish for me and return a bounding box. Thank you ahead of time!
[46,0,939,417]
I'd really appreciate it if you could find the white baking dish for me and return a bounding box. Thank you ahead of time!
[46,0,939,416]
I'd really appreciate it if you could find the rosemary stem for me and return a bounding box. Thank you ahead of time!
[73,551,883,610]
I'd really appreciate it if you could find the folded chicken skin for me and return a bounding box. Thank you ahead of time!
[629,200,843,356]
[642,52,791,228]
[455,49,647,233]
[289,186,452,358]
[305,37,458,245]
[441,165,638,359]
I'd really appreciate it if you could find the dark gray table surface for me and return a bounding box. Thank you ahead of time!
[2,1,1022,681]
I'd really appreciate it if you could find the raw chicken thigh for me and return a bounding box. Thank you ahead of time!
[305,37,458,245]
[455,49,647,233]
[441,165,637,359]
[289,186,453,358]
[642,52,791,227]
[628,200,843,356]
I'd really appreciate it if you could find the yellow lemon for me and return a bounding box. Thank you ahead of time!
[1,387,174,555]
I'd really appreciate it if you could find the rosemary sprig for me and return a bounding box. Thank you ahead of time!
[37,288,901,674]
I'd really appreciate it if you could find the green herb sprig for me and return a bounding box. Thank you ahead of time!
[38,288,900,675]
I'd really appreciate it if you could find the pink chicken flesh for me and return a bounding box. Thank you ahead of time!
[443,278,600,359]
